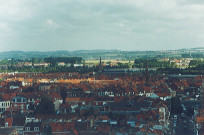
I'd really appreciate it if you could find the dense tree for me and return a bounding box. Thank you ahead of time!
[44,57,83,67]
[133,58,171,68]
[34,96,55,114]
[186,107,194,116]
[171,96,183,115]
[189,60,202,67]
[44,125,52,135]
[60,89,67,104]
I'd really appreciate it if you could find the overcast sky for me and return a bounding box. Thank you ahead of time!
[0,0,204,52]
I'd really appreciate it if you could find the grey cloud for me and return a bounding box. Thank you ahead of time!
[0,0,204,52]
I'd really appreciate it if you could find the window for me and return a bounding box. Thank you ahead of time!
[25,127,30,131]
[34,127,39,131]
[21,104,24,109]
[82,102,85,105]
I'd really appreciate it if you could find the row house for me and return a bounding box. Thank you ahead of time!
[33,63,50,67]
[39,84,51,91]
[3,116,42,135]
[0,97,10,113]
[22,79,33,87]
[21,93,41,111]
[60,96,114,114]
[23,121,41,135]
[0,128,18,135]
[98,91,114,97]
[11,96,28,113]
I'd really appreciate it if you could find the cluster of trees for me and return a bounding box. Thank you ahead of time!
[133,59,171,68]
[0,57,90,73]
[189,60,204,70]
[0,59,24,65]
[44,57,83,66]
[171,96,183,114]
[34,96,55,115]
[189,60,203,67]
[182,53,204,58]
[2,66,95,74]
[0,57,83,66]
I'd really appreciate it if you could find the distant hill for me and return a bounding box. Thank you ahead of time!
[0,48,204,60]
[0,50,122,59]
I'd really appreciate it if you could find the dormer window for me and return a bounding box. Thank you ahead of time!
[25,127,30,131]
[82,102,85,105]
[5,122,8,127]
[34,127,39,131]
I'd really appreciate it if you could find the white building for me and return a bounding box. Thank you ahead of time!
[0,99,10,113]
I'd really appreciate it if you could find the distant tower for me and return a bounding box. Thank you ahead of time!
[98,57,103,73]
[145,59,149,83]
[83,59,85,67]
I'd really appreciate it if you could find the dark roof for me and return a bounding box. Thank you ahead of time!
[168,75,199,78]
[12,117,25,126]
[0,118,4,127]
[0,128,16,134]
[12,96,26,100]
[107,102,129,109]
[24,122,41,131]
[131,101,151,109]
[75,122,87,131]
[78,131,109,135]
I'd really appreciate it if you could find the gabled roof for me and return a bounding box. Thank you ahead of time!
[75,122,87,131]
[95,115,110,121]
[12,117,25,127]
[51,122,74,132]
[150,94,159,99]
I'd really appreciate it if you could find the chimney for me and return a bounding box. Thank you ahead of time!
[100,57,102,65]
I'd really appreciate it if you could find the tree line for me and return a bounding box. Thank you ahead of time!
[133,59,172,68]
